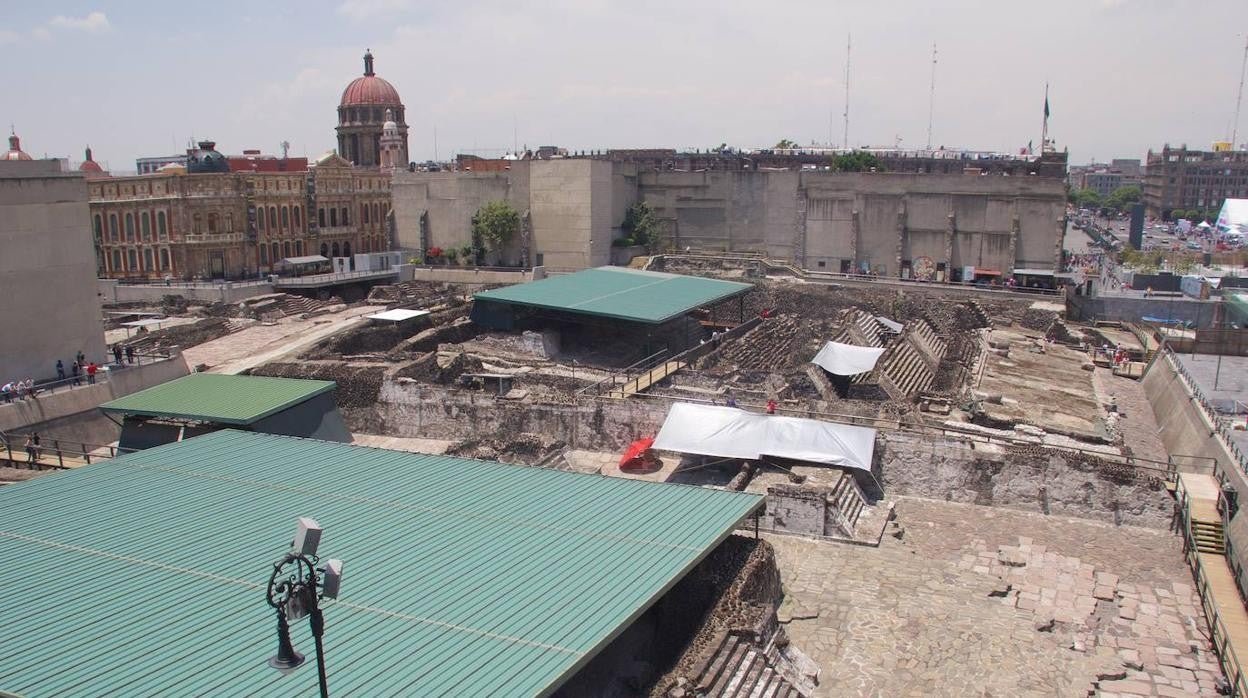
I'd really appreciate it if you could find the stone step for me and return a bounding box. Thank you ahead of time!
[709,638,752,696]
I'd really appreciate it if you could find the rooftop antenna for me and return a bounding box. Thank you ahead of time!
[843,33,851,149]
[926,42,937,150]
[280,141,290,159]
[1233,35,1248,149]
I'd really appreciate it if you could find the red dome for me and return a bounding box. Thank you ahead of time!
[79,160,103,173]
[340,75,402,107]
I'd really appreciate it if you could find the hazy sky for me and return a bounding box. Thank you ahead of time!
[3,0,1247,170]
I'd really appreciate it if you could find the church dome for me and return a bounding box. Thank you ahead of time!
[339,51,402,107]
[79,146,104,174]
[3,130,32,161]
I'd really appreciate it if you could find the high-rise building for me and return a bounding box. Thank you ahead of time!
[336,50,408,168]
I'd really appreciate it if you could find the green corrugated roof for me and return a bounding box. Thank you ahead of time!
[0,430,762,697]
[473,266,753,324]
[100,373,336,425]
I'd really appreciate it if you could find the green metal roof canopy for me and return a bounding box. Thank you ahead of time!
[100,373,336,425]
[0,430,762,696]
[473,266,754,324]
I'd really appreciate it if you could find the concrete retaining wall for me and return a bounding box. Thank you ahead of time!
[1067,292,1219,328]
[99,279,274,304]
[404,266,546,285]
[0,353,190,437]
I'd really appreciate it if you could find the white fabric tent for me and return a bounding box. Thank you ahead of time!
[1217,199,1248,235]
[651,403,876,472]
[366,309,431,323]
[811,341,886,376]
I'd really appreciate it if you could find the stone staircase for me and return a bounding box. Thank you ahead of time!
[721,316,800,371]
[694,633,807,698]
[961,300,992,329]
[279,295,328,317]
[874,336,937,397]
[827,471,866,535]
[1193,518,1227,555]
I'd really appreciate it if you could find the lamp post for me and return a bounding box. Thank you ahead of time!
[265,517,343,698]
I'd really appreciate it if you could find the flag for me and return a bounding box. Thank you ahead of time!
[1027,139,1034,154]
[1044,95,1050,119]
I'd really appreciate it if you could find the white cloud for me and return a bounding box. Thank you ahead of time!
[337,0,413,20]
[31,27,51,41]
[48,11,111,33]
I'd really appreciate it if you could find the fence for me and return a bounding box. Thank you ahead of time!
[1163,346,1248,479]
[1174,475,1248,697]
[0,431,133,470]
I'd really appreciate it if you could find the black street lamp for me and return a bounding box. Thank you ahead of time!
[265,517,343,698]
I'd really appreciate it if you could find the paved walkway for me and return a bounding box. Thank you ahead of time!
[181,305,375,375]
[769,497,1225,696]
[1091,367,1171,464]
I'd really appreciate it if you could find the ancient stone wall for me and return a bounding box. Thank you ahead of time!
[877,431,1174,528]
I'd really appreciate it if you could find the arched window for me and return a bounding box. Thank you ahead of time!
[260,245,268,264]
[259,208,266,232]
[160,248,170,271]
[343,241,351,258]
[342,207,349,226]
[157,211,167,239]
[331,242,340,257]
[125,213,135,241]
[382,203,389,220]
[109,214,119,241]
[141,212,151,240]
[207,213,218,234]
[284,241,292,258]
[272,242,279,264]
[193,214,202,234]
[320,242,328,257]
[295,240,303,256]
[93,214,103,241]
[280,206,289,230]
[362,238,370,253]
[111,249,122,271]
[330,208,338,227]
[127,249,138,271]
[269,207,278,230]
[318,208,326,227]
[362,204,369,225]
[293,206,302,230]
[372,203,379,226]
[225,213,233,232]
[144,248,154,271]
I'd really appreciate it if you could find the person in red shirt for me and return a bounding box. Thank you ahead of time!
[766,399,777,415]
[86,362,98,385]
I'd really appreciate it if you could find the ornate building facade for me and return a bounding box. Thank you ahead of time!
[336,50,408,167]
[89,154,391,280]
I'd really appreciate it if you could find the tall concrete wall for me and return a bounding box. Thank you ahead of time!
[0,161,108,381]
[1067,293,1219,328]
[98,279,275,304]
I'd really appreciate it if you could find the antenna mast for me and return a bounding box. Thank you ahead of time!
[926,43,937,150]
[843,34,851,149]
[1233,35,1248,149]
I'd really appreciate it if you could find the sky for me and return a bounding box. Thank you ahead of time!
[3,0,1248,171]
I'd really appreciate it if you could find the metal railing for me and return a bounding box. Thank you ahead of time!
[1163,346,1248,479]
[576,349,672,397]
[1174,475,1248,697]
[0,431,134,470]
[274,269,399,285]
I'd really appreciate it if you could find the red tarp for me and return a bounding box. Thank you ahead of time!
[620,437,655,466]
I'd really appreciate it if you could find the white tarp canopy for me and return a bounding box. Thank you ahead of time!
[811,341,886,376]
[366,309,431,323]
[1218,199,1248,234]
[874,316,903,333]
[120,318,168,328]
[652,402,876,472]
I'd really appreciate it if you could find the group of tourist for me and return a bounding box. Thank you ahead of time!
[1,379,38,402]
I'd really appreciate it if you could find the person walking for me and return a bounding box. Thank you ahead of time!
[766,398,777,415]
[125,345,135,364]
[76,350,85,367]
[86,362,97,385]
[112,344,123,366]
[56,359,65,381]
[1,380,11,403]
[71,361,81,386]
[24,433,37,466]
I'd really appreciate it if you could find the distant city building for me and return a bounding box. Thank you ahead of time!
[1,156,107,381]
[89,150,391,280]
[336,50,408,168]
[135,154,185,174]
[78,146,107,178]
[1077,159,1143,198]
[1144,144,1248,219]
[3,129,32,161]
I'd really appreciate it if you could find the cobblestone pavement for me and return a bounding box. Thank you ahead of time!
[769,497,1224,697]
[1090,367,1171,465]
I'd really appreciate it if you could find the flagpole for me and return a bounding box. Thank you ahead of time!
[1040,83,1050,155]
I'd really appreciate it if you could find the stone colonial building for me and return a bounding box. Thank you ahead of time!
[336,50,408,168]
[90,151,391,280]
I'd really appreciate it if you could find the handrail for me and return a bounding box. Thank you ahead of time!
[0,430,134,470]
[1174,475,1248,697]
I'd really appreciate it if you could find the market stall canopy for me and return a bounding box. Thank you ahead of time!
[811,341,886,376]
[282,255,330,265]
[652,402,876,472]
[365,308,431,323]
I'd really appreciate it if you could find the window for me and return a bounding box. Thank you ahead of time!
[269,207,278,230]
[320,243,328,257]
[226,213,233,232]
[110,214,119,241]
[128,249,138,271]
[258,208,265,232]
[284,241,292,258]
[93,214,103,241]
[817,260,826,268]
[280,206,289,230]
[372,203,379,225]
[295,240,303,256]
[144,248,154,271]
[330,208,338,227]
[193,214,202,234]
[125,213,135,241]
[293,206,302,230]
[141,212,151,240]
[157,211,167,239]
[272,242,279,263]
[160,248,170,271]
[342,207,349,226]
[260,245,268,264]
[362,203,369,225]
[332,242,340,257]
[319,208,326,227]
[111,249,122,271]
[208,213,218,234]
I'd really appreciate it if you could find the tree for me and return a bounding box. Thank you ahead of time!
[1074,188,1102,210]
[472,201,520,252]
[1103,184,1141,213]
[774,139,799,150]
[830,151,882,172]
[622,201,659,251]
